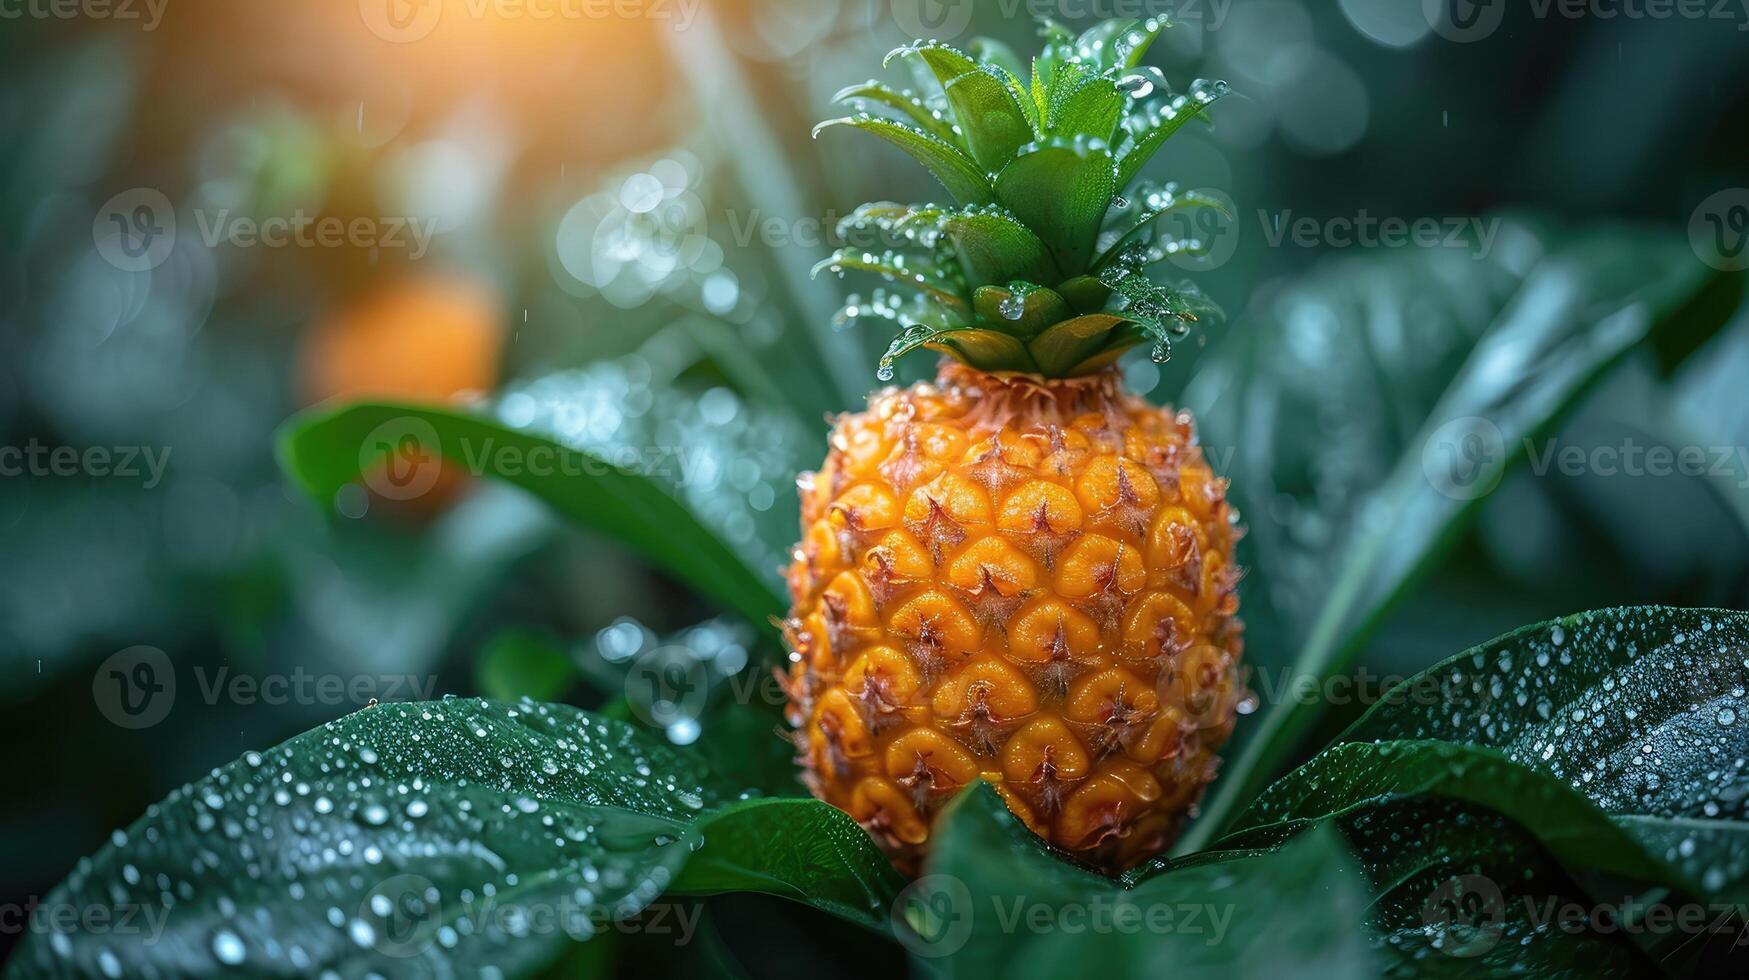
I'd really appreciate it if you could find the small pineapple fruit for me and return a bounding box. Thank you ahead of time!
[784,19,1244,874]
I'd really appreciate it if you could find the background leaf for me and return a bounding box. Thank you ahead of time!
[1184,220,1731,848]
[278,401,786,643]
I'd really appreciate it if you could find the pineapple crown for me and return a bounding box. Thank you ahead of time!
[813,17,1231,380]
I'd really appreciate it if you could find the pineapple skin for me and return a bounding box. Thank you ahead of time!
[783,362,1245,874]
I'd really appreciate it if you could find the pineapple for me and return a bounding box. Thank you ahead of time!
[784,18,1244,874]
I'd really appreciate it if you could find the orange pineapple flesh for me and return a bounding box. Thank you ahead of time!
[783,361,1243,873]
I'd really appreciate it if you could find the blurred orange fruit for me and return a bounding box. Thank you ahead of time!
[301,275,504,515]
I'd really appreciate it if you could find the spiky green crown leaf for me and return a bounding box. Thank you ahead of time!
[813,18,1230,379]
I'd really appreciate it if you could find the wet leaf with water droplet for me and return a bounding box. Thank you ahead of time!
[15,697,904,976]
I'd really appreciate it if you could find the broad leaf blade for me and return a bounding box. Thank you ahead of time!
[1184,221,1727,850]
[1331,607,1749,899]
[14,699,726,977]
[671,798,906,933]
[277,401,785,640]
[918,785,1378,979]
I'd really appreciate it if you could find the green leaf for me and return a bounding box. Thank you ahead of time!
[1074,18,1148,73]
[1183,220,1731,852]
[942,68,1033,171]
[970,282,1071,339]
[919,327,1040,373]
[1094,183,1231,270]
[831,80,958,143]
[277,402,785,642]
[1224,741,1681,887]
[1186,609,1749,972]
[670,798,906,933]
[923,203,1056,285]
[13,698,728,976]
[1046,69,1123,143]
[813,116,993,205]
[995,139,1116,275]
[939,205,1059,285]
[812,246,968,310]
[1026,313,1129,376]
[885,40,977,90]
[1328,607,1749,899]
[14,699,915,976]
[919,784,1378,978]
[1115,85,1226,187]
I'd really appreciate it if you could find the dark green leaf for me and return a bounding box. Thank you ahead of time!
[919,785,1378,979]
[277,402,785,642]
[1184,221,1729,850]
[671,798,906,933]
[1331,607,1749,899]
[13,699,727,977]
